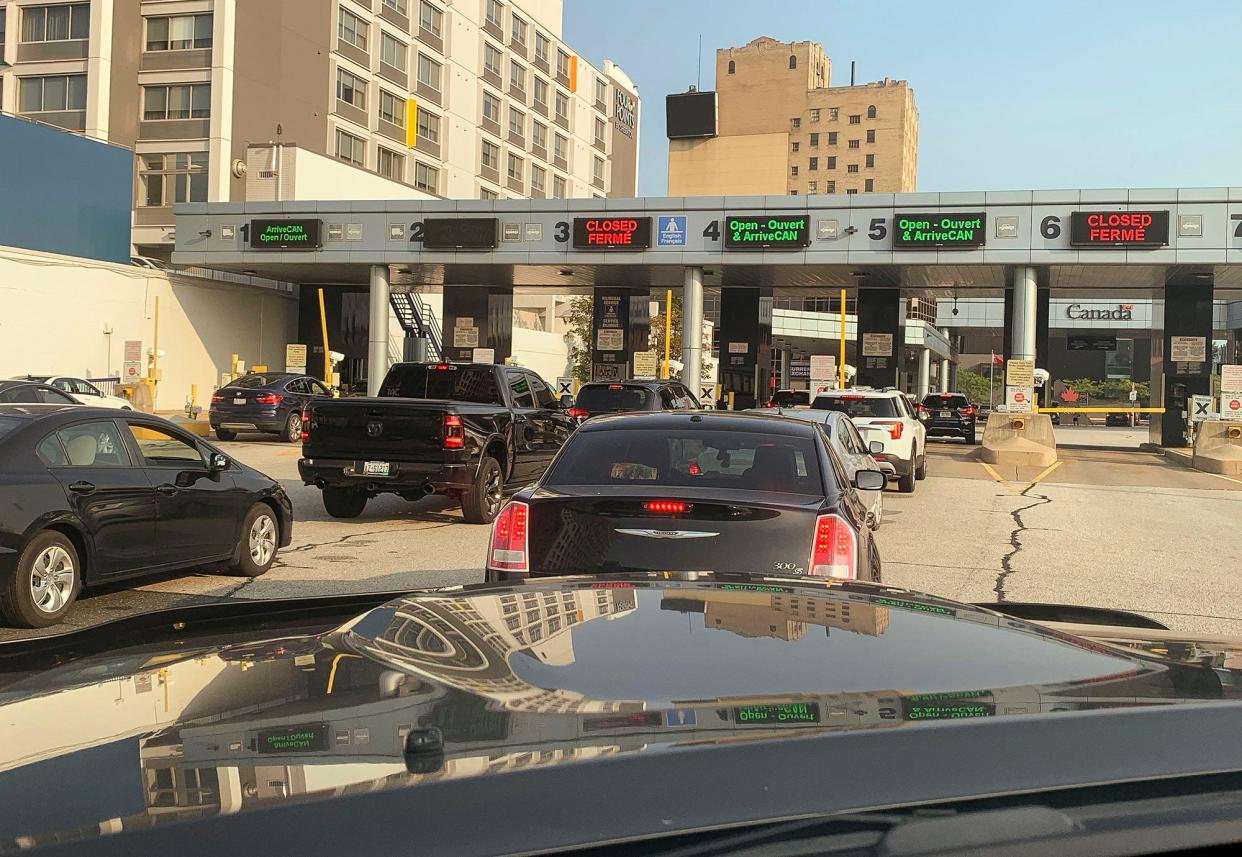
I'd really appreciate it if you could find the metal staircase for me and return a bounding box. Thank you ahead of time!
[389,292,442,360]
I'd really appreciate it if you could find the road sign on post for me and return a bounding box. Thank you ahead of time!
[1006,359,1035,388]
[809,355,836,391]
[1222,394,1242,421]
[1221,366,1242,422]
[1190,395,1216,423]
[1006,386,1034,413]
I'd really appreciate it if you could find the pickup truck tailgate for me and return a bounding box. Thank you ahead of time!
[306,399,449,460]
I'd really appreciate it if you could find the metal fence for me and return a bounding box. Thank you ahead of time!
[87,377,122,396]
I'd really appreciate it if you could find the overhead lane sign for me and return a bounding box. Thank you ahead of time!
[573,217,652,250]
[1070,211,1169,247]
[723,214,811,249]
[892,212,986,249]
[657,215,687,246]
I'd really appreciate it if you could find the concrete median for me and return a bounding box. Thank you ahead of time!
[1192,420,1242,476]
[980,412,1058,467]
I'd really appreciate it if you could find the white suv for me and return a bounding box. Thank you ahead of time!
[809,388,927,492]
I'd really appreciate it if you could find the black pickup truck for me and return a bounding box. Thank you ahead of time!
[298,363,574,523]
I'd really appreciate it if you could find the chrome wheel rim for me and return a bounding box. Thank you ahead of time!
[287,414,301,442]
[249,515,277,566]
[30,545,74,614]
[485,467,503,517]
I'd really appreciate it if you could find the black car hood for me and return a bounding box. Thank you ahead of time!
[1,574,1240,852]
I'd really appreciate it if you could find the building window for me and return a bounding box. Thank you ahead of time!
[848,139,859,149]
[511,13,526,44]
[810,108,820,122]
[865,153,874,168]
[727,60,735,74]
[808,157,818,170]
[533,76,549,108]
[531,164,545,193]
[143,83,210,120]
[417,53,442,90]
[414,160,439,192]
[867,104,877,119]
[507,152,523,181]
[847,163,859,173]
[384,0,408,14]
[554,90,569,123]
[866,129,875,143]
[790,117,800,129]
[335,129,365,165]
[593,155,605,184]
[829,107,839,121]
[808,180,817,193]
[486,0,503,28]
[509,106,525,137]
[553,133,568,162]
[381,32,407,71]
[531,119,547,150]
[416,108,439,142]
[145,14,212,51]
[379,89,404,125]
[864,178,874,192]
[848,113,861,124]
[484,42,502,77]
[419,0,442,37]
[378,147,405,180]
[594,77,607,107]
[480,186,498,200]
[552,174,566,198]
[556,48,572,79]
[335,68,366,110]
[338,6,368,50]
[789,190,798,195]
[481,139,499,170]
[788,54,796,69]
[138,153,207,206]
[21,3,89,42]
[19,73,86,112]
[534,31,550,64]
[846,188,858,195]
[828,131,837,145]
[593,116,606,147]
[826,180,836,193]
[508,62,528,95]
[791,141,799,152]
[809,132,819,147]
[790,165,798,176]
[482,91,501,123]
[826,156,836,169]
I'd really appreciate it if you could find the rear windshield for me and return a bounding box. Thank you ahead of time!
[228,375,277,389]
[772,391,809,407]
[546,429,825,495]
[811,395,898,418]
[923,394,969,409]
[380,365,503,405]
[575,385,656,413]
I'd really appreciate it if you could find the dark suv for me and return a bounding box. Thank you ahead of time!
[567,380,701,424]
[767,389,810,408]
[210,373,334,442]
[919,392,978,444]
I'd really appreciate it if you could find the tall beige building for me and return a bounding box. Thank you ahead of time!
[0,0,641,257]
[667,36,917,197]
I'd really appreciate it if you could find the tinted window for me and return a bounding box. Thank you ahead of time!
[72,380,101,396]
[51,379,73,392]
[308,379,331,396]
[37,387,77,404]
[0,384,75,404]
[228,375,277,389]
[546,428,825,495]
[772,391,809,407]
[126,424,205,466]
[285,378,309,394]
[507,373,535,408]
[575,385,656,412]
[380,365,503,404]
[36,434,68,466]
[57,422,131,467]
[923,394,970,409]
[811,395,899,418]
[529,375,556,408]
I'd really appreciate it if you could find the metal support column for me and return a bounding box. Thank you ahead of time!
[681,266,704,390]
[1011,265,1038,362]
[367,264,391,395]
[917,348,931,399]
[939,358,951,393]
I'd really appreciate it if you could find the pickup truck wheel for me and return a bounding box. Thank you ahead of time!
[322,487,367,518]
[462,457,503,524]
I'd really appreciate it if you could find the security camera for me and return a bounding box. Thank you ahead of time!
[952,306,959,316]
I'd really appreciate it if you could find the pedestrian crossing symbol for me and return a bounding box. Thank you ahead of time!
[658,215,687,246]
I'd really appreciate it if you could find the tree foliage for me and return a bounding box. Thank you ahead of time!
[955,368,992,405]
[565,295,594,383]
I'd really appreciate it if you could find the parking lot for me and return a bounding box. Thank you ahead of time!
[4,432,1240,642]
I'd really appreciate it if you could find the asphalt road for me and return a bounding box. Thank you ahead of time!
[3,432,1240,641]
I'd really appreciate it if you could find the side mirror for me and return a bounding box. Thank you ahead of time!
[558,393,574,409]
[854,469,886,491]
[868,439,884,454]
[209,452,230,472]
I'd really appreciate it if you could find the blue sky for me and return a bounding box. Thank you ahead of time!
[564,0,1242,196]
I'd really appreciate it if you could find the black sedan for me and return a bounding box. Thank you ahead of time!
[0,404,292,627]
[0,380,79,405]
[485,411,884,582]
[209,372,334,442]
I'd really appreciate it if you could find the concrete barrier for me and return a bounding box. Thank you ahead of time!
[980,412,1058,467]
[1192,420,1242,476]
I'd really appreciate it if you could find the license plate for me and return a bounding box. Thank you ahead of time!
[363,461,391,476]
[940,410,951,418]
[233,398,246,405]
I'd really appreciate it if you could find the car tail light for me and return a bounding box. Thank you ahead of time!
[916,404,928,415]
[810,513,858,579]
[961,406,975,416]
[841,394,864,400]
[300,411,311,442]
[566,407,590,419]
[211,394,224,403]
[254,393,283,405]
[488,501,529,572]
[442,414,465,449]
[432,363,454,371]
[873,420,903,440]
[643,500,690,514]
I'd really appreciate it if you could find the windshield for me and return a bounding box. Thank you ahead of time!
[380,365,503,403]
[811,396,899,418]
[575,385,656,412]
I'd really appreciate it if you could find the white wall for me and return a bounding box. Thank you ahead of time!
[290,148,437,201]
[0,247,297,411]
[512,327,571,383]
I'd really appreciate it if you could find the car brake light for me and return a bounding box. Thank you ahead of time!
[810,513,858,579]
[841,394,864,400]
[254,393,283,405]
[566,407,590,418]
[961,406,975,416]
[488,501,529,572]
[643,500,690,514]
[608,384,624,390]
[442,414,465,449]
[873,420,903,440]
[433,363,454,370]
[211,394,224,403]
[300,411,311,443]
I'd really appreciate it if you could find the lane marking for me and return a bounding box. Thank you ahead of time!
[978,462,1023,495]
[1019,460,1063,494]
